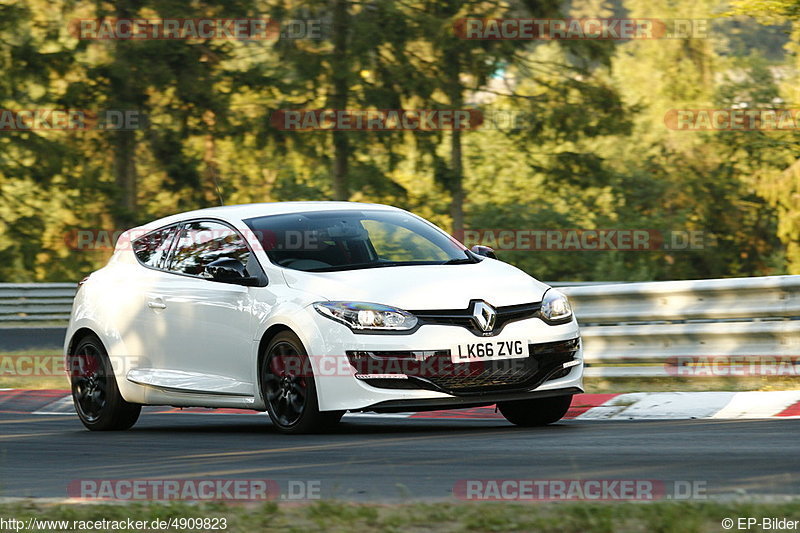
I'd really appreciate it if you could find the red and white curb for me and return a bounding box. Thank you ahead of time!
[2,390,800,420]
[573,391,800,420]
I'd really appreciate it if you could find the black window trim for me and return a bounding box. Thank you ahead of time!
[131,217,268,286]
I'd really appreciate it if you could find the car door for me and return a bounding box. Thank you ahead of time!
[125,224,181,373]
[140,220,258,397]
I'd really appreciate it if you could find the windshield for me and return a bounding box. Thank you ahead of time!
[243,209,473,272]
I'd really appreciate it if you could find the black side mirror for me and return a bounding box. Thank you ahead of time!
[470,245,497,259]
[205,258,261,286]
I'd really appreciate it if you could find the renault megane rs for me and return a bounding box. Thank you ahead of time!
[65,202,582,433]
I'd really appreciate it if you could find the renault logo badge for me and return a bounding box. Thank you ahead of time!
[472,301,497,334]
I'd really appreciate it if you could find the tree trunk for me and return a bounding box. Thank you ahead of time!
[330,0,350,201]
[202,110,223,206]
[112,0,138,228]
[445,50,465,233]
[113,129,137,227]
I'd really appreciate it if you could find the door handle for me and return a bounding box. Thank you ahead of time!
[147,298,166,310]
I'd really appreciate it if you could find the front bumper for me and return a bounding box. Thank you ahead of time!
[304,310,584,412]
[348,337,580,395]
[360,386,584,413]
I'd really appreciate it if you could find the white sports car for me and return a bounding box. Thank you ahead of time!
[65,202,583,433]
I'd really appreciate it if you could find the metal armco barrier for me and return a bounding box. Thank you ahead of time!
[561,276,800,377]
[0,283,76,323]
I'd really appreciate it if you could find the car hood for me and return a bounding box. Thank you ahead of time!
[280,259,550,310]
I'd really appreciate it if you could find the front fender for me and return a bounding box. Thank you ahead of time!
[249,287,328,411]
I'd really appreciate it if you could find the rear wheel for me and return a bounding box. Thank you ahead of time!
[69,334,141,431]
[260,331,343,434]
[498,395,573,427]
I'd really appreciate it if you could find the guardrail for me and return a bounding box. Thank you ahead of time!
[561,276,800,377]
[1,277,799,378]
[0,283,76,323]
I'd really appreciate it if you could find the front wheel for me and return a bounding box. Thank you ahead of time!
[260,331,344,434]
[68,334,141,431]
[498,395,573,427]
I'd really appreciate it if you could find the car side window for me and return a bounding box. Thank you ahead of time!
[168,221,251,278]
[132,226,177,269]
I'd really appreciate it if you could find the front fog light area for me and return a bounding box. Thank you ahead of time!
[314,301,418,331]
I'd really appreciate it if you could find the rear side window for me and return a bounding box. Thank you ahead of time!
[132,226,177,268]
[168,221,251,277]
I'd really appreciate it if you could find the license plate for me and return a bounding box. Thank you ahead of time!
[451,339,528,363]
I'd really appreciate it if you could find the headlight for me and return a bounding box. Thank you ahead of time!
[313,302,418,331]
[540,290,573,323]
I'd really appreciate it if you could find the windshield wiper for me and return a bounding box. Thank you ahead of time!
[305,261,435,272]
[441,250,479,265]
[440,257,477,265]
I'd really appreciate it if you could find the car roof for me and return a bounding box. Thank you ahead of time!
[136,201,401,232]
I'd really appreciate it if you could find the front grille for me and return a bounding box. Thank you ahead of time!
[423,358,540,392]
[410,301,542,336]
[347,338,579,395]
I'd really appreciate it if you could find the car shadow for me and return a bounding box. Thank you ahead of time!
[123,413,581,437]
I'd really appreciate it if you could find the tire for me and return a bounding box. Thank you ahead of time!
[498,394,573,427]
[260,331,344,434]
[68,334,141,431]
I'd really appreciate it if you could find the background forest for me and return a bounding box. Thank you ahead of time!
[1,0,800,282]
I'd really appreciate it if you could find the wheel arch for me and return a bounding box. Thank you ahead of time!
[257,324,295,368]
[67,327,101,355]
[255,323,296,405]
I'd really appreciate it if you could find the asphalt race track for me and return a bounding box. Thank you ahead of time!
[0,410,798,501]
